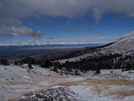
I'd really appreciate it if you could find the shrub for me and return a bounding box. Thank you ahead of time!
[0,58,9,65]
[95,68,101,74]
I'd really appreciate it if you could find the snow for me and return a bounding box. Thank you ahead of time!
[102,31,134,54]
[69,85,110,101]
[57,31,134,64]
[69,85,90,100]
[0,64,134,101]
[124,96,134,101]
[1,32,134,101]
[18,86,85,101]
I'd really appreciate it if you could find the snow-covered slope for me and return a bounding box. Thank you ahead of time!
[104,31,134,54]
[0,64,134,101]
[18,69,134,101]
[57,31,134,63]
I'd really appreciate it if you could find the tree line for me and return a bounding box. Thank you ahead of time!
[1,52,134,75]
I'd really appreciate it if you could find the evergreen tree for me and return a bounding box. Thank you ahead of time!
[53,66,58,73]
[40,59,52,68]
[28,62,33,69]
[14,61,18,66]
[95,68,101,74]
[0,58,8,65]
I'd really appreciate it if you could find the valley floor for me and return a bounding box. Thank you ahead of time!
[0,64,134,101]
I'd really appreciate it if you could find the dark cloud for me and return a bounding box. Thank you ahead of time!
[0,18,22,26]
[49,36,62,39]
[49,37,54,39]
[56,36,62,38]
[1,0,134,22]
[60,28,74,32]
[0,26,45,39]
[0,2,22,26]
[88,28,92,30]
[0,2,8,18]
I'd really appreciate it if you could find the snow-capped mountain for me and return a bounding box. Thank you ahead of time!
[104,31,134,54]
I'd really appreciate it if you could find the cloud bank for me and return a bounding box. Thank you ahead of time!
[1,0,134,22]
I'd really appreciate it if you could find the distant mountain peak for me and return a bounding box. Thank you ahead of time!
[104,31,134,54]
[118,31,134,42]
[123,31,134,38]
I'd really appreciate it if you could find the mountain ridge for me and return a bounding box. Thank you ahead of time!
[103,31,134,54]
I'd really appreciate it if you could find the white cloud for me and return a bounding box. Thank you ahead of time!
[0,26,45,39]
[92,8,104,22]
[1,0,134,21]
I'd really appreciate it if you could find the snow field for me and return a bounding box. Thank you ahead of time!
[0,64,134,101]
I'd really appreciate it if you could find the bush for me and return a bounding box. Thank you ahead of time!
[28,63,33,69]
[40,59,52,68]
[95,68,101,74]
[0,58,9,65]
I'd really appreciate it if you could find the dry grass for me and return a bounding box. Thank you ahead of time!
[107,88,134,99]
[84,78,134,98]
[85,78,134,86]
[89,85,134,97]
[46,78,134,99]
[54,81,82,86]
[5,75,134,100]
[89,85,109,95]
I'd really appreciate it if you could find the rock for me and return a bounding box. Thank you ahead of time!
[18,87,85,101]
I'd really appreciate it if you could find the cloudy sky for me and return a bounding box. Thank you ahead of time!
[0,0,134,46]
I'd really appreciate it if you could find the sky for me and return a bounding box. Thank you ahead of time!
[0,0,134,46]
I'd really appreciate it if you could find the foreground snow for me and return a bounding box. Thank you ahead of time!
[0,64,134,101]
[19,85,134,101]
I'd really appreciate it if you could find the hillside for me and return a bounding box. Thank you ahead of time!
[53,32,134,64]
[0,64,134,101]
[12,32,134,75]
[103,31,134,54]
